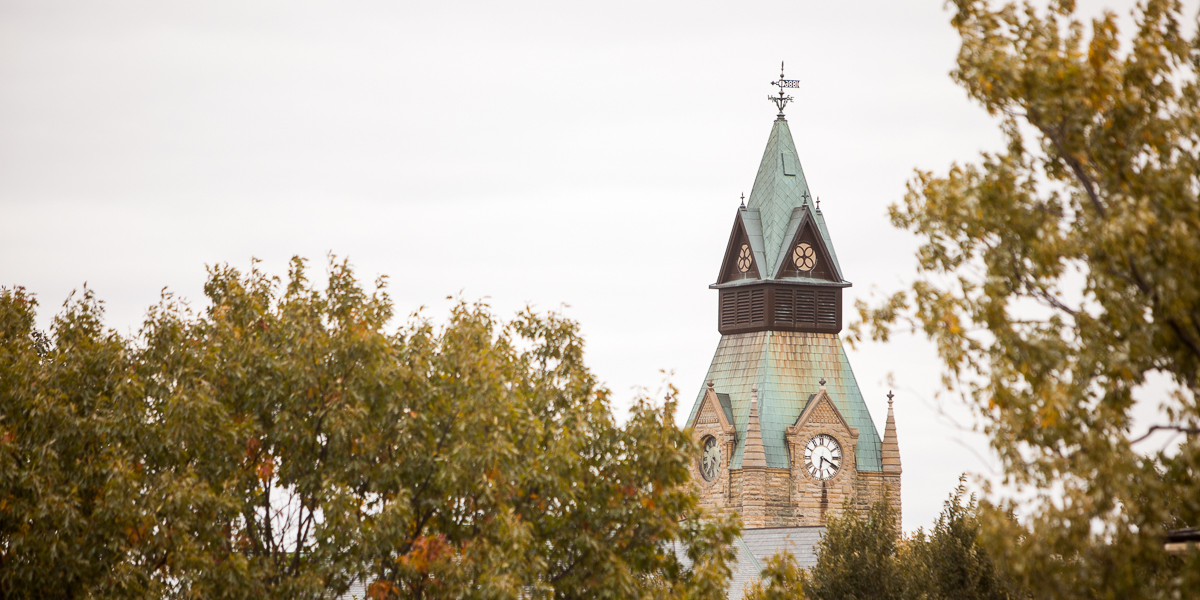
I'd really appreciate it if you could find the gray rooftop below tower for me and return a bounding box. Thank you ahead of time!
[669,526,825,600]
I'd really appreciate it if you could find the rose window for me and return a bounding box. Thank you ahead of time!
[793,243,816,271]
[737,245,753,273]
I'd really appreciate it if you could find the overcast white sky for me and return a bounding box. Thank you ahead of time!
[2,0,1190,531]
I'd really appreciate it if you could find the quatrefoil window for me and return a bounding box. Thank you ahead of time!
[793,243,816,271]
[737,245,753,273]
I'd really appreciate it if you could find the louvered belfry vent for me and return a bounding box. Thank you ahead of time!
[722,289,768,328]
[816,290,837,326]
[718,285,841,334]
[774,289,794,322]
[720,293,737,329]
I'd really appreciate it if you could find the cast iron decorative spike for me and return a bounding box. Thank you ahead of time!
[740,192,745,208]
[769,61,800,118]
[816,196,821,211]
[819,377,827,389]
[887,390,894,406]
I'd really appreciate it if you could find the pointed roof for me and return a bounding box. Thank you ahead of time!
[744,118,846,282]
[716,208,768,284]
[742,387,768,468]
[882,392,901,474]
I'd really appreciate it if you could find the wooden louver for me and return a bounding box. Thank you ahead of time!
[721,288,766,329]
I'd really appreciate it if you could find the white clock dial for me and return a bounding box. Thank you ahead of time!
[804,434,842,480]
[700,436,721,481]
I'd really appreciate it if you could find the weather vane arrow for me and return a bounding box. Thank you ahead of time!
[769,61,800,118]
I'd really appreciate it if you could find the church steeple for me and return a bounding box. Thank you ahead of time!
[685,67,899,535]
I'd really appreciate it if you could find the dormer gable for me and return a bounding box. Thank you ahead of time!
[716,210,766,284]
[773,209,842,282]
[687,385,737,435]
[786,388,861,479]
[789,389,857,437]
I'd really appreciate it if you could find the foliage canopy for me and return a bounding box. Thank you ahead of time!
[852,0,1200,596]
[0,258,737,600]
[745,487,1019,600]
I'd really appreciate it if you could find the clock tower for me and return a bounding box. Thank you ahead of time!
[684,71,901,538]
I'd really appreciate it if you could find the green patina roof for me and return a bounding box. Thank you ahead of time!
[715,393,735,426]
[687,331,883,471]
[738,209,769,278]
[745,119,845,281]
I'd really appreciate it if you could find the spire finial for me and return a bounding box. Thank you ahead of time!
[819,377,827,390]
[740,192,745,208]
[887,390,894,407]
[816,196,821,211]
[769,61,800,119]
[707,379,715,389]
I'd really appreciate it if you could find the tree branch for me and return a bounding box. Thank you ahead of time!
[1032,117,1107,218]
[1126,258,1200,362]
[1033,287,1079,316]
[1129,424,1200,444]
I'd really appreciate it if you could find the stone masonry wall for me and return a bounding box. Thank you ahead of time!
[854,471,902,529]
[730,467,795,528]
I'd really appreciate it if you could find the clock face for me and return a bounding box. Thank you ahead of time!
[793,243,816,271]
[737,245,753,273]
[700,436,721,481]
[804,434,842,480]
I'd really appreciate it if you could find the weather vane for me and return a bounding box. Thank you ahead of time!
[769,61,800,118]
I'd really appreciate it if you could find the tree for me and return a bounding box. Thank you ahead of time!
[746,489,1020,600]
[0,287,192,599]
[903,480,1019,600]
[804,500,902,600]
[0,258,738,599]
[742,552,805,600]
[851,0,1200,596]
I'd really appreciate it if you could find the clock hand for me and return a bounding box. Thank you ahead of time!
[820,456,836,470]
